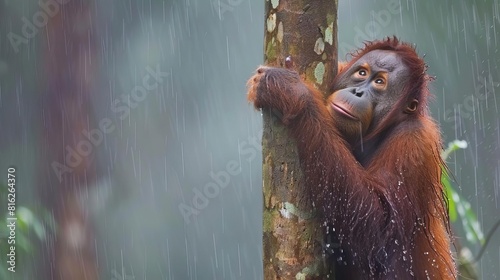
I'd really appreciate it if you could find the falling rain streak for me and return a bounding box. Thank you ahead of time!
[0,0,498,279]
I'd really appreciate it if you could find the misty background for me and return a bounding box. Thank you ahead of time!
[0,0,498,279]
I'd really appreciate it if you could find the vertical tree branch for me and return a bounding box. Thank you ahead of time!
[40,1,99,279]
[261,1,338,279]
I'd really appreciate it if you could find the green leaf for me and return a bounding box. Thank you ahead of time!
[441,140,484,245]
[463,200,485,244]
[441,139,468,160]
[442,169,457,222]
[0,263,8,280]
[15,232,32,253]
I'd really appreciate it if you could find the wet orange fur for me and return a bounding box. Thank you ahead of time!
[248,37,456,279]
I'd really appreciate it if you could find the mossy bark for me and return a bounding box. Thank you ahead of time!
[261,1,338,279]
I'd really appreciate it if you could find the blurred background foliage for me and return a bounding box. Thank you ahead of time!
[0,0,499,279]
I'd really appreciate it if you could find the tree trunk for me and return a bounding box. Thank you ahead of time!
[39,0,99,279]
[261,1,338,279]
